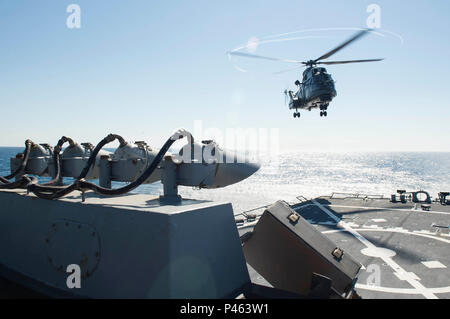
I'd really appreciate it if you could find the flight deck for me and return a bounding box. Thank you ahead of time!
[240,194,450,299]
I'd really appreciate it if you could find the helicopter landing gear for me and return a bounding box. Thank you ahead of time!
[320,111,328,117]
[293,112,301,118]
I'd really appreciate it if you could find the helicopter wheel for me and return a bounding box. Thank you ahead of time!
[320,111,323,117]
[324,111,328,117]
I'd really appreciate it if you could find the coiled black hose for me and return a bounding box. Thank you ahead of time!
[1,136,77,191]
[0,139,33,188]
[40,136,76,187]
[27,131,187,200]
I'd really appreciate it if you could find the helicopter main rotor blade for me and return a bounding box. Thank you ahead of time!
[273,64,306,75]
[314,29,371,62]
[227,51,303,63]
[318,58,384,65]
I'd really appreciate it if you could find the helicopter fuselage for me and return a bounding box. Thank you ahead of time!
[229,29,383,118]
[288,67,337,112]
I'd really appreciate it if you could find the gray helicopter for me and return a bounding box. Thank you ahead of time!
[229,29,384,118]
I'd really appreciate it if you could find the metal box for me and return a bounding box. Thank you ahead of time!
[242,201,361,297]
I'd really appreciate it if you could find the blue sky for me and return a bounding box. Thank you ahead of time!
[1,1,449,151]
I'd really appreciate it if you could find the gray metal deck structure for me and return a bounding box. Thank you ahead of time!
[1,192,449,299]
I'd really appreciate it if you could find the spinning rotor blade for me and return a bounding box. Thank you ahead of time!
[314,29,371,62]
[318,58,384,65]
[227,51,302,63]
[273,64,305,75]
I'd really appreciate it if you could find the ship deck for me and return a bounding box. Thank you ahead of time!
[1,192,449,299]
[239,195,450,299]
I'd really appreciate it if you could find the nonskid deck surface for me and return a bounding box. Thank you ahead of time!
[240,196,450,299]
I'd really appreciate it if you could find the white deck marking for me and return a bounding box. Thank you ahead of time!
[394,271,420,281]
[323,228,450,244]
[422,261,447,269]
[365,224,381,229]
[371,218,387,222]
[346,222,359,227]
[312,200,439,299]
[355,284,450,295]
[361,247,396,258]
[328,204,450,216]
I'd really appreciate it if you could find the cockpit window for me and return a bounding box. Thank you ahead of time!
[314,68,327,75]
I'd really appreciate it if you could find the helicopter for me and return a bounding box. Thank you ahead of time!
[228,29,384,118]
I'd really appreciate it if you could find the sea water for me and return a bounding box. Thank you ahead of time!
[1,147,449,213]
